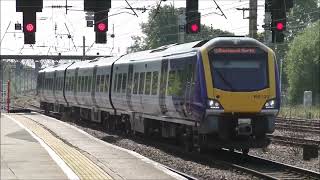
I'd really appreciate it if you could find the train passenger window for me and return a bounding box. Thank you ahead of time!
[139,72,145,94]
[61,77,63,90]
[145,72,151,95]
[82,76,85,92]
[117,74,122,93]
[105,75,109,92]
[77,77,80,92]
[133,72,139,94]
[100,75,105,92]
[87,76,90,92]
[151,71,158,95]
[167,70,176,96]
[61,77,63,91]
[113,74,118,92]
[122,74,127,93]
[66,77,69,91]
[67,77,70,91]
[74,76,77,92]
[71,76,74,91]
[96,75,101,92]
[79,76,84,92]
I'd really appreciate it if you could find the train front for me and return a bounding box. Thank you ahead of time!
[199,37,280,149]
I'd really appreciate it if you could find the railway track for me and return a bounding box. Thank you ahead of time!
[268,134,320,148]
[276,117,320,134]
[222,152,320,180]
[9,105,320,179]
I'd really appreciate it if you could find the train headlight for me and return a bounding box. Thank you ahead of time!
[264,99,276,109]
[207,99,223,109]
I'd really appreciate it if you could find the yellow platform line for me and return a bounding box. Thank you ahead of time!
[11,114,113,180]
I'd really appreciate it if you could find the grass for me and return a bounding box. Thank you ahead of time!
[279,105,320,119]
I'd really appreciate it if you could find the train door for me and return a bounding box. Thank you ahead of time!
[159,59,168,114]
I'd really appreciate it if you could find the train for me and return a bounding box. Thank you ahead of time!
[37,36,280,153]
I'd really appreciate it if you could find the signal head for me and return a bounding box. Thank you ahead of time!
[190,23,199,33]
[276,22,284,31]
[97,22,107,32]
[25,23,35,32]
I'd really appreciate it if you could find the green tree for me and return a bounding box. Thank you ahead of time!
[275,0,319,91]
[286,0,320,41]
[285,21,320,105]
[127,5,233,52]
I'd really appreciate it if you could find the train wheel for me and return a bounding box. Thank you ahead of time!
[242,149,249,155]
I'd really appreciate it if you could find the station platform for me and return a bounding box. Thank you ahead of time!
[1,113,185,180]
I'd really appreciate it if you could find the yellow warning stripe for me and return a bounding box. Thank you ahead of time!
[12,115,112,180]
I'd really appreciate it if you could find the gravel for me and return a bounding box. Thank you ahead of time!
[65,120,257,180]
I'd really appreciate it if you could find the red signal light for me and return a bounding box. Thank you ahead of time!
[190,23,199,32]
[25,23,35,32]
[276,22,284,31]
[97,22,107,32]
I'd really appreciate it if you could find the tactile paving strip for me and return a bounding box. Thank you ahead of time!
[12,115,113,180]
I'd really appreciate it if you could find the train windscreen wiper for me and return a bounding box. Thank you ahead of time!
[214,69,234,91]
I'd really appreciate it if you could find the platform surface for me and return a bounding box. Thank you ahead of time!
[1,114,68,180]
[1,113,182,180]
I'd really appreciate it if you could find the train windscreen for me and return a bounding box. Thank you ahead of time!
[209,47,268,92]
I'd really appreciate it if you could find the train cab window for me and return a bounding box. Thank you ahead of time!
[105,75,109,92]
[100,75,105,92]
[133,72,139,94]
[122,73,127,93]
[145,72,151,95]
[151,71,159,95]
[117,74,122,93]
[96,75,101,92]
[210,48,268,91]
[139,72,145,94]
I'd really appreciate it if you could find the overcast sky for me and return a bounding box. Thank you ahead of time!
[0,0,265,57]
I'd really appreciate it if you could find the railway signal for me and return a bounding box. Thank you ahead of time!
[16,0,43,44]
[269,0,294,43]
[186,0,200,34]
[186,12,201,34]
[84,0,111,44]
[23,11,36,44]
[94,12,108,44]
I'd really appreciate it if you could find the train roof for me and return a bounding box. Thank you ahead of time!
[115,40,206,64]
[204,36,271,52]
[67,56,118,70]
[39,37,271,72]
[39,62,74,73]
